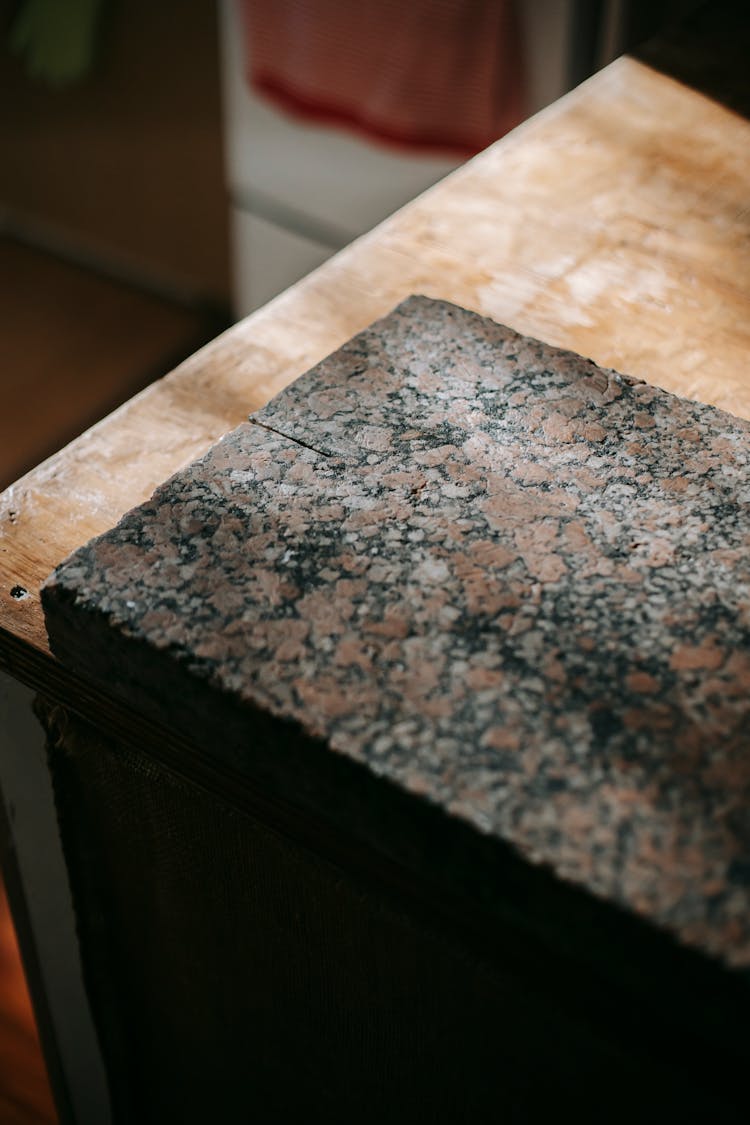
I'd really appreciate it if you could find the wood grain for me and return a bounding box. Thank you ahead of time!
[1,58,749,679]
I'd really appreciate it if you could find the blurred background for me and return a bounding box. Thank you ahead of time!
[0,0,229,492]
[0,0,695,492]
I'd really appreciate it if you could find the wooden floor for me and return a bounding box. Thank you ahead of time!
[0,883,56,1124]
[0,236,228,1121]
[0,238,225,491]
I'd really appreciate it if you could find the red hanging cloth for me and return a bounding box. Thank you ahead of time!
[238,0,525,158]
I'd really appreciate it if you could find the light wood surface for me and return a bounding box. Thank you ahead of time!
[2,57,749,682]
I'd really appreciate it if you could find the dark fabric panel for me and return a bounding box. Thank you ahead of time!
[38,700,743,1123]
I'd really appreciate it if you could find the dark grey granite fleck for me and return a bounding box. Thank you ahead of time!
[42,296,750,972]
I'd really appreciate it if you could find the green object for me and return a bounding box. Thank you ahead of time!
[9,0,104,87]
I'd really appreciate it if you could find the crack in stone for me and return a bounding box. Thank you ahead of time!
[250,418,339,461]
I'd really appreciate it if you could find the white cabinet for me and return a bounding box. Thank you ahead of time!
[219,0,461,316]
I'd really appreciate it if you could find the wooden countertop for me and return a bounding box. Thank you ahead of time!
[2,54,750,694]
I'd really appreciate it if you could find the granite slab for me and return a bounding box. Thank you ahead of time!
[42,296,750,981]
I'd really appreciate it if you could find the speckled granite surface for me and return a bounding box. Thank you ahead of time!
[43,296,750,975]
